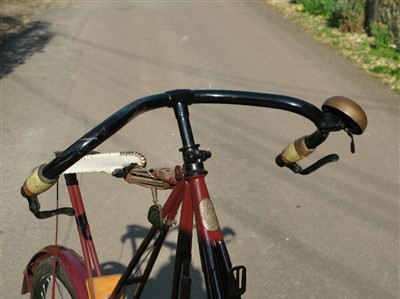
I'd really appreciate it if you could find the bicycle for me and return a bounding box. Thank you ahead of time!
[20,89,367,299]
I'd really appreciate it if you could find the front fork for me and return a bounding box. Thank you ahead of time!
[171,94,246,298]
[187,174,246,299]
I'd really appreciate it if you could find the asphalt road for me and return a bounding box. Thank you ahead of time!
[1,1,399,298]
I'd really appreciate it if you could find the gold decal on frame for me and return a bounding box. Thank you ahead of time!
[199,198,219,231]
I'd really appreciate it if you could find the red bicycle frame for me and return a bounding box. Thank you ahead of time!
[56,164,244,298]
[22,89,362,298]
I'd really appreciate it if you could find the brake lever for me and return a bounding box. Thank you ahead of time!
[347,131,355,153]
[285,154,339,175]
[21,187,75,219]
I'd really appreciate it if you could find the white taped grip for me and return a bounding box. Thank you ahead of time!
[22,164,57,197]
[281,136,315,164]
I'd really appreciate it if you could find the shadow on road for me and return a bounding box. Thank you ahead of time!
[0,20,53,79]
[101,224,237,298]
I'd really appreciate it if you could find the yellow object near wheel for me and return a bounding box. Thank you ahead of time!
[86,275,124,299]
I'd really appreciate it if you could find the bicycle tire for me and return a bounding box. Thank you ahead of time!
[31,257,77,299]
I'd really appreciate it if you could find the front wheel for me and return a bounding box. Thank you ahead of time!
[31,257,77,299]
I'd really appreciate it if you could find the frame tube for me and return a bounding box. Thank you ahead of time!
[189,174,235,298]
[171,180,194,298]
[65,174,102,277]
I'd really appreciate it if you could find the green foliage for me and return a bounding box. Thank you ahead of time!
[371,66,400,80]
[370,23,393,49]
[372,47,400,60]
[290,0,399,92]
[297,0,367,33]
[296,0,336,17]
[332,0,366,32]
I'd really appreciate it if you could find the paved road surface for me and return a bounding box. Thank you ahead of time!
[1,1,399,298]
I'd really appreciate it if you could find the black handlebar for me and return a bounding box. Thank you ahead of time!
[21,89,367,218]
[40,89,331,180]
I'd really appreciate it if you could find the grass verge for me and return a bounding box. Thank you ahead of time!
[266,0,400,94]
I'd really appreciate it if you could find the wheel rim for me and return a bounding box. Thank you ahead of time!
[36,273,74,299]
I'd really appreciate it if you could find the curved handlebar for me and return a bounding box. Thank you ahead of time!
[21,89,367,205]
[275,95,367,174]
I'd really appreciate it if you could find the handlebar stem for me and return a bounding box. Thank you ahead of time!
[169,90,209,176]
